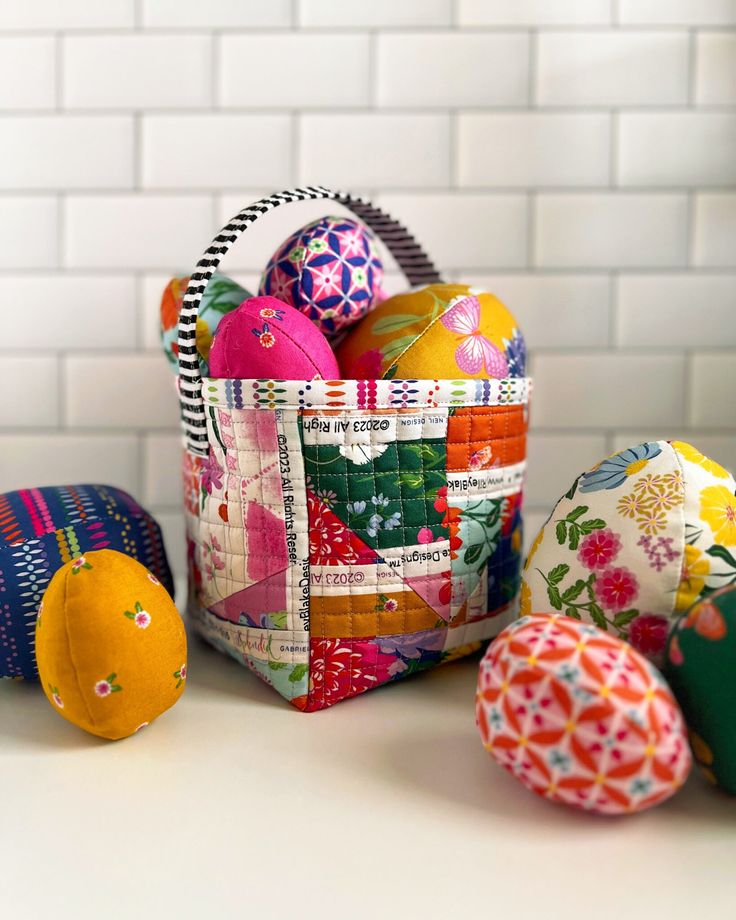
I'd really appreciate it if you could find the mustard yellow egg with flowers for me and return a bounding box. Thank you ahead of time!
[336,283,526,380]
[36,549,187,740]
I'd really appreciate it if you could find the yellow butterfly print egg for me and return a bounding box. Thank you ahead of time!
[336,283,525,381]
[36,549,187,740]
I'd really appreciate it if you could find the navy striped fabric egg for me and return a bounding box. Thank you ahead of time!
[0,485,173,680]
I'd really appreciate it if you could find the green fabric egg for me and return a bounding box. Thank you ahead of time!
[159,271,251,375]
[664,585,736,794]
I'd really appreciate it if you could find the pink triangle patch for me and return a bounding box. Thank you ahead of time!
[245,500,288,582]
[404,571,452,622]
[209,568,288,625]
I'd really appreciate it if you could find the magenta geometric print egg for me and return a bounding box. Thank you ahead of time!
[476,614,692,815]
[259,215,384,338]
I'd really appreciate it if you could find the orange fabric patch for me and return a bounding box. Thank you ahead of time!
[310,587,444,639]
[446,405,527,472]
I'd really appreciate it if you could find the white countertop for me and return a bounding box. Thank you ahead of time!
[3,624,735,920]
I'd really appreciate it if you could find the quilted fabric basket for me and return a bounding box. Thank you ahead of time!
[178,187,530,711]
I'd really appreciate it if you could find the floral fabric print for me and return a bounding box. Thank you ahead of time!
[308,492,363,566]
[664,586,736,794]
[124,601,151,629]
[95,673,122,697]
[675,544,711,610]
[580,442,662,492]
[671,441,730,479]
[49,684,63,708]
[576,528,621,570]
[477,614,691,814]
[160,272,250,375]
[301,428,448,551]
[523,440,736,663]
[306,629,453,711]
[308,638,396,708]
[71,556,92,574]
[699,485,736,546]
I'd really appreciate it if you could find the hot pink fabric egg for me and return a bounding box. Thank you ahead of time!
[208,296,340,381]
[476,613,691,815]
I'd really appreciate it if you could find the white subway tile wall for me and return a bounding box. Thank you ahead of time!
[376,33,529,107]
[534,193,689,268]
[696,32,736,103]
[141,114,293,189]
[0,1,734,576]
[0,116,135,189]
[63,35,213,109]
[299,114,451,188]
[694,194,736,266]
[219,34,371,107]
[535,32,690,106]
[0,36,56,109]
[457,113,611,187]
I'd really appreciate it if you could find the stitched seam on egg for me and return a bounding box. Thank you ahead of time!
[60,557,98,732]
[384,285,468,375]
[276,325,328,376]
[668,440,688,622]
[291,219,316,308]
[294,215,345,310]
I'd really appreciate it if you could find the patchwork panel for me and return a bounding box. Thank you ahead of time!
[302,411,448,551]
[186,378,530,710]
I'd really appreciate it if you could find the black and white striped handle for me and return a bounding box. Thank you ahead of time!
[178,186,443,455]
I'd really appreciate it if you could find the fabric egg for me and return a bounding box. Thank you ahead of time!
[664,586,736,794]
[36,549,187,740]
[160,271,251,374]
[336,283,525,380]
[208,295,340,381]
[476,613,691,815]
[521,440,736,663]
[259,215,384,337]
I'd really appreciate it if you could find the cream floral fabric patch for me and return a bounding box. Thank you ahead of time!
[522,440,736,662]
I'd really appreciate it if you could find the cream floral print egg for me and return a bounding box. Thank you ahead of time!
[521,441,736,663]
